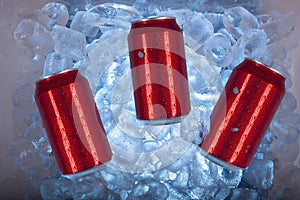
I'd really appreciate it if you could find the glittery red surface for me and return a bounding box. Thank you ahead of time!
[35,69,112,176]
[128,17,190,121]
[200,59,285,169]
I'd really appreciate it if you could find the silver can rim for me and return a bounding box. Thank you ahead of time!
[36,68,78,84]
[244,58,285,78]
[131,16,176,25]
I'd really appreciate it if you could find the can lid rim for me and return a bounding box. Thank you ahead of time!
[131,16,176,25]
[244,58,285,78]
[36,68,78,84]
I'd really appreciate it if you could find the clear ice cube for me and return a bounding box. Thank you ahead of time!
[73,175,108,200]
[40,178,73,200]
[229,188,259,200]
[100,168,135,190]
[51,25,86,60]
[231,29,267,67]
[43,53,73,77]
[261,43,287,66]
[70,11,100,38]
[204,13,224,32]
[87,3,141,32]
[223,6,259,39]
[127,178,169,199]
[157,9,214,44]
[279,92,297,112]
[217,28,237,45]
[40,2,69,30]
[242,159,274,190]
[203,33,233,67]
[14,19,54,55]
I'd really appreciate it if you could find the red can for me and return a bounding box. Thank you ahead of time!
[128,17,190,124]
[200,59,285,170]
[35,69,112,177]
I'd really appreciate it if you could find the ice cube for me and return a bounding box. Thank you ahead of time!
[14,19,55,55]
[218,167,242,188]
[220,69,232,87]
[154,168,176,182]
[115,107,145,138]
[107,189,121,200]
[127,178,169,199]
[189,151,216,188]
[157,10,214,44]
[111,71,133,105]
[8,135,57,180]
[188,182,230,199]
[87,32,129,92]
[242,159,274,190]
[43,53,73,77]
[100,168,135,190]
[204,13,224,32]
[203,33,233,67]
[70,11,100,38]
[172,166,190,188]
[95,87,113,107]
[261,43,287,66]
[167,143,197,172]
[164,182,192,200]
[229,188,259,200]
[132,0,150,17]
[98,107,116,133]
[40,178,73,200]
[40,2,69,30]
[185,0,225,13]
[241,29,267,58]
[86,3,141,32]
[272,64,292,89]
[223,6,259,39]
[180,106,203,143]
[73,175,108,200]
[231,29,267,67]
[217,28,237,45]
[271,141,298,167]
[144,124,171,141]
[279,92,297,112]
[187,0,262,13]
[51,25,86,60]
[142,140,160,153]
[107,127,143,153]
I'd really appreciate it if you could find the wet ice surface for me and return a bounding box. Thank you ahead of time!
[9,0,300,199]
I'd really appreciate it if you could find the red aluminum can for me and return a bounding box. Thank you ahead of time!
[35,69,112,177]
[128,17,190,124]
[199,59,285,170]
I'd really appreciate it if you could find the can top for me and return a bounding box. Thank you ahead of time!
[244,58,285,78]
[131,16,181,31]
[239,58,286,89]
[35,69,83,95]
[38,68,78,82]
[132,16,176,23]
